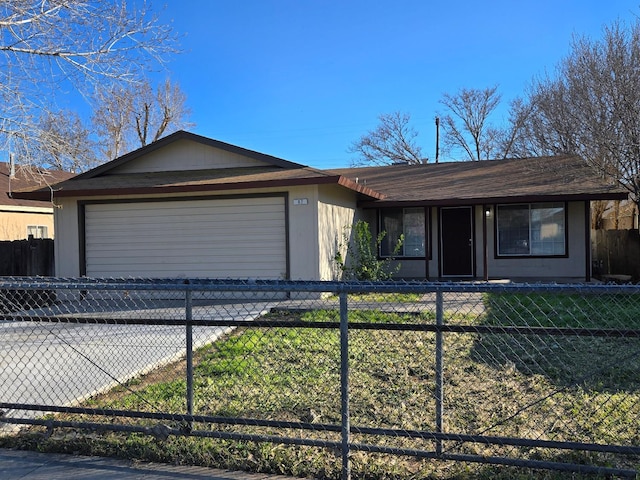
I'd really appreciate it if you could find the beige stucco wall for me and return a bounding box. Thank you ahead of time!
[287,185,321,280]
[0,209,54,240]
[54,185,330,280]
[317,185,357,281]
[54,199,81,276]
[108,139,267,174]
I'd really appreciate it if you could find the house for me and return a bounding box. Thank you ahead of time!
[11,131,627,282]
[0,162,74,240]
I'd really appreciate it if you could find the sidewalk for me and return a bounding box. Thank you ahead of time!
[0,448,299,480]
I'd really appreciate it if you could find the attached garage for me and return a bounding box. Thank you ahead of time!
[81,194,288,279]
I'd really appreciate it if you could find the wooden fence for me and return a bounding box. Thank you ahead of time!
[592,229,640,281]
[0,238,55,312]
[0,237,54,276]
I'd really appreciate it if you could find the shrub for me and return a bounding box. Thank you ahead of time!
[334,220,403,280]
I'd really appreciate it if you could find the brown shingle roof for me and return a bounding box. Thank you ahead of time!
[11,165,384,201]
[10,152,627,205]
[11,131,366,200]
[330,155,627,206]
[0,163,75,208]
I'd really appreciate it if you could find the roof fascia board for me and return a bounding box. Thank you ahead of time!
[358,192,629,208]
[14,186,626,205]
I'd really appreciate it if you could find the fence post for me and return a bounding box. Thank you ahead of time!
[185,286,194,425]
[435,289,444,456]
[339,291,351,480]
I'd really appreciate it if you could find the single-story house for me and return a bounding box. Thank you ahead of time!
[12,130,627,282]
[0,161,74,240]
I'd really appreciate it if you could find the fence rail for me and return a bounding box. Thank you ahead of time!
[0,278,639,479]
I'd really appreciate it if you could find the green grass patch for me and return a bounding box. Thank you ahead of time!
[301,308,435,323]
[476,293,640,391]
[344,292,423,303]
[484,292,640,329]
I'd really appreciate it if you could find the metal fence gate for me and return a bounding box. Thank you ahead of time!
[0,278,638,479]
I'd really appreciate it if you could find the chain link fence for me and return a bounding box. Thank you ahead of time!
[0,278,638,479]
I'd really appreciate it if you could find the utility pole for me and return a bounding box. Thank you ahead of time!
[435,117,440,163]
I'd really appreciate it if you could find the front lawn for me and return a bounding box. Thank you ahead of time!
[2,294,639,479]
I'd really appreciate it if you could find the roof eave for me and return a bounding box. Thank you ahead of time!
[358,191,629,208]
[9,189,52,201]
[10,174,385,201]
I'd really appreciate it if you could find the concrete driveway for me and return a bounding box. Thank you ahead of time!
[0,299,273,430]
[0,448,298,479]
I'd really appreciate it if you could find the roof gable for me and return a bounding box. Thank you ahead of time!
[76,130,307,179]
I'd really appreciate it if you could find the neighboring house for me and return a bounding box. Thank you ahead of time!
[0,162,74,240]
[12,131,627,282]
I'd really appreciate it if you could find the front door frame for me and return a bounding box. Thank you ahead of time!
[439,206,475,278]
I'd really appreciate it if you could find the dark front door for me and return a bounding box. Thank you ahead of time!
[440,206,474,277]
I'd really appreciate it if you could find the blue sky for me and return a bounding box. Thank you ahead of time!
[153,0,640,168]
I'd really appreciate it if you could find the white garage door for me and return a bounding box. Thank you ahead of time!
[84,196,287,279]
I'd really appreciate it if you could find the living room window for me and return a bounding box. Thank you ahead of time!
[379,207,426,257]
[496,203,566,256]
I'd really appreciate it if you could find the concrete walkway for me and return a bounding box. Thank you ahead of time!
[0,448,298,480]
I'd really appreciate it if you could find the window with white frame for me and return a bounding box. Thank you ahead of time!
[27,225,49,239]
[496,203,566,256]
[379,207,426,257]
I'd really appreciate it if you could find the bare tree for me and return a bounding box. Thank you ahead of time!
[497,97,536,158]
[0,0,177,166]
[92,78,193,160]
[519,19,640,211]
[438,86,503,161]
[92,84,137,161]
[133,78,193,147]
[9,108,95,173]
[36,109,95,173]
[349,112,426,166]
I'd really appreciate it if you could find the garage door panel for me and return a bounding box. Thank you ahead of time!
[91,203,281,218]
[86,242,284,253]
[91,214,283,227]
[87,247,287,261]
[86,233,286,247]
[84,197,287,279]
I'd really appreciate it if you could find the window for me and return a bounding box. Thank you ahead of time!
[379,207,426,257]
[27,225,48,239]
[497,203,565,256]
